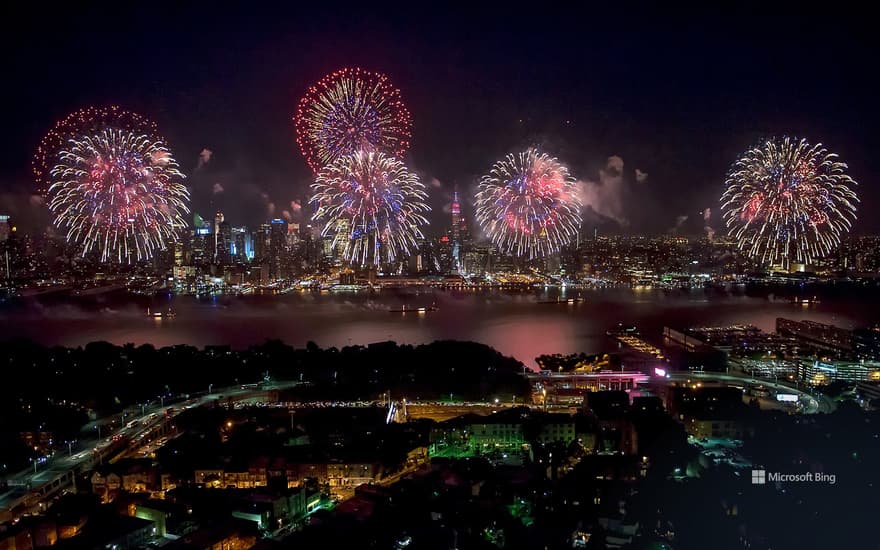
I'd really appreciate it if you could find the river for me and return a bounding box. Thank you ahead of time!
[1,287,877,367]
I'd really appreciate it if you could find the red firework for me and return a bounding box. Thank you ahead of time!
[294,68,412,173]
[33,106,158,193]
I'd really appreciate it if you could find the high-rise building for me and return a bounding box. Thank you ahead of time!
[287,223,301,247]
[231,227,253,263]
[213,212,224,263]
[332,219,349,260]
[212,212,233,265]
[0,215,13,281]
[451,187,461,245]
[0,215,10,242]
[171,222,188,267]
[253,224,271,263]
[219,221,232,264]
[438,234,454,274]
[191,213,212,265]
[269,219,287,280]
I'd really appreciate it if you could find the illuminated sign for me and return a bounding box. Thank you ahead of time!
[654,367,667,377]
[776,393,798,402]
[196,227,211,235]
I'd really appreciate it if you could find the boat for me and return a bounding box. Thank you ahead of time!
[147,308,176,319]
[538,296,586,305]
[792,296,821,305]
[606,324,639,337]
[328,284,369,292]
[389,302,438,313]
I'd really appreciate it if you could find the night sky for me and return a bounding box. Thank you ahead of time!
[2,4,877,235]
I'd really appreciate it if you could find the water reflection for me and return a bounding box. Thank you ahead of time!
[1,288,875,367]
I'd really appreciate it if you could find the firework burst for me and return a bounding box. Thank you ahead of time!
[295,68,412,173]
[34,107,157,192]
[36,108,190,263]
[310,151,429,266]
[475,149,582,259]
[720,137,858,267]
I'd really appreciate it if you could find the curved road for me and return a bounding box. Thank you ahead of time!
[665,371,834,414]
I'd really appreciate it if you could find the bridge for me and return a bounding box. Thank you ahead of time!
[0,406,182,522]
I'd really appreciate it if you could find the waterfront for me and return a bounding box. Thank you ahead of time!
[2,287,877,368]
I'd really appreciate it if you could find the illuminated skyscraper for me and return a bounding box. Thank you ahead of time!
[232,227,253,262]
[0,215,10,242]
[332,219,349,260]
[451,187,461,245]
[191,213,212,265]
[253,223,270,263]
[218,220,232,265]
[438,234,453,273]
[269,219,286,280]
[213,212,224,263]
[0,215,11,281]
[451,187,462,271]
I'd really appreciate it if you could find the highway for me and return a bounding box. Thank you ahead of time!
[664,371,833,414]
[0,384,284,522]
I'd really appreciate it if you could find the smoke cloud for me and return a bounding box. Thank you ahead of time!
[254,191,277,219]
[212,183,225,194]
[669,214,688,234]
[576,155,628,226]
[703,207,715,241]
[635,169,648,183]
[603,155,624,178]
[196,148,213,171]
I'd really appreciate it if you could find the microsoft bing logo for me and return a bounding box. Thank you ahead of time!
[751,470,766,485]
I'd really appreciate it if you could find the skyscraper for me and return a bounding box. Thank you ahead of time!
[269,219,287,280]
[191,213,212,265]
[253,223,271,263]
[232,227,253,263]
[0,215,12,281]
[451,187,462,272]
[451,187,461,245]
[0,215,10,242]
[219,220,232,265]
[213,212,224,263]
